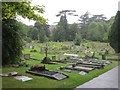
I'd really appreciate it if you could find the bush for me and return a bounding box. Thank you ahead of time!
[2,19,23,65]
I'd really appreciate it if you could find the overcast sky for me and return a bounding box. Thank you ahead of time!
[21,0,120,25]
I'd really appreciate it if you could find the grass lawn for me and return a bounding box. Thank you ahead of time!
[2,60,118,88]
[2,41,119,89]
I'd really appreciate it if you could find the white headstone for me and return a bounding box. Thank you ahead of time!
[30,46,32,49]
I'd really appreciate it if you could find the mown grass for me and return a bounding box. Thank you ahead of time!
[2,41,119,88]
[2,60,118,88]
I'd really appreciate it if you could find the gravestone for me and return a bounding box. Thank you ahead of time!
[59,53,63,60]
[52,56,56,61]
[23,54,30,60]
[102,54,106,60]
[26,65,69,80]
[40,47,44,54]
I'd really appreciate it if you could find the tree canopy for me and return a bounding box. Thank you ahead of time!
[2,1,46,65]
[2,1,46,23]
[108,11,120,53]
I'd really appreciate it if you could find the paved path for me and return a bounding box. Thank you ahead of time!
[76,66,119,88]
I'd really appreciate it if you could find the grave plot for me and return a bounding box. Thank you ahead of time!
[63,69,87,75]
[23,54,30,60]
[41,57,58,64]
[76,63,102,69]
[65,58,80,63]
[56,65,90,75]
[65,65,94,73]
[76,62,104,69]
[63,53,79,63]
[26,65,68,80]
[22,54,39,61]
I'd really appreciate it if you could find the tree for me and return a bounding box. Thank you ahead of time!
[78,11,90,39]
[108,11,120,53]
[90,14,107,22]
[2,1,46,22]
[52,25,65,42]
[68,23,79,41]
[2,1,46,65]
[27,27,39,40]
[34,22,49,43]
[74,32,82,46]
[2,19,23,65]
[86,21,102,41]
[56,10,78,41]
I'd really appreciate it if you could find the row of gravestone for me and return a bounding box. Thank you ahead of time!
[22,53,64,61]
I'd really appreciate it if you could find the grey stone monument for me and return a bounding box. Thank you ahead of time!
[59,53,63,60]
[24,54,30,60]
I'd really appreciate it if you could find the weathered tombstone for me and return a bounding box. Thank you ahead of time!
[40,47,44,54]
[24,54,30,60]
[59,53,63,60]
[52,56,56,61]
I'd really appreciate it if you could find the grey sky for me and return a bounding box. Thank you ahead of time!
[21,0,120,25]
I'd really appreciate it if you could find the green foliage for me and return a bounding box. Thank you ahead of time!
[52,16,79,42]
[34,22,49,43]
[86,22,102,41]
[27,27,39,40]
[2,1,46,65]
[67,23,79,41]
[16,21,31,42]
[2,19,23,65]
[74,32,82,45]
[2,1,46,23]
[52,24,66,42]
[108,11,120,53]
[78,12,112,42]
[78,12,89,39]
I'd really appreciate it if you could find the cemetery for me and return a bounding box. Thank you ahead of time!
[26,64,68,80]
[2,1,120,88]
[2,41,119,88]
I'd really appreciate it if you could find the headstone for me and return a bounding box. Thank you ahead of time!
[102,54,106,60]
[52,56,56,61]
[52,73,67,80]
[78,71,87,75]
[24,54,30,60]
[30,45,33,49]
[59,53,63,60]
[40,47,44,54]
